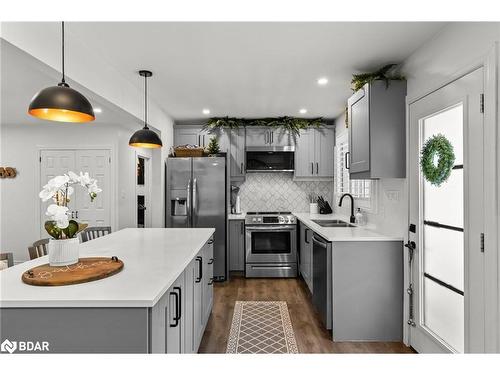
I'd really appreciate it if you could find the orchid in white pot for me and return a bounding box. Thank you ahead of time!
[39,171,102,266]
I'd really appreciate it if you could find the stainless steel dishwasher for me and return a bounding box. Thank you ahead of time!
[312,233,332,330]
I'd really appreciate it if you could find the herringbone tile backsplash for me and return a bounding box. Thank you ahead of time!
[237,173,334,212]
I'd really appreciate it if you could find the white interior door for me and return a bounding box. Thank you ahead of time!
[408,68,485,353]
[39,150,76,237]
[40,149,111,235]
[74,149,111,228]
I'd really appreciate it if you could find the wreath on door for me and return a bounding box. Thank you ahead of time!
[420,134,455,186]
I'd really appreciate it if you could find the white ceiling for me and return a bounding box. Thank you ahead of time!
[1,39,143,130]
[64,22,446,121]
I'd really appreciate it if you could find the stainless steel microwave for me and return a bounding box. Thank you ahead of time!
[245,146,295,172]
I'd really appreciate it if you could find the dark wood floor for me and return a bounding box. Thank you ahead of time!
[198,275,415,353]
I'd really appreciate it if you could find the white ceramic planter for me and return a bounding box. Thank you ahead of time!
[48,238,80,266]
[309,203,319,214]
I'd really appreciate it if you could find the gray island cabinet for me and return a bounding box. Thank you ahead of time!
[0,228,215,354]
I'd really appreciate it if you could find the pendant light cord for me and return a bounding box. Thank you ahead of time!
[61,21,66,84]
[144,74,149,129]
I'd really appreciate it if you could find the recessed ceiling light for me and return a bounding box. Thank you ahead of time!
[93,108,102,113]
[317,77,329,86]
[299,108,307,114]
[202,109,210,115]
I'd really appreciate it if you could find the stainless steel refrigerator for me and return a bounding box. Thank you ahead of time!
[166,157,227,280]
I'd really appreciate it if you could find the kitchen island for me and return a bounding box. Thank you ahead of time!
[0,228,215,353]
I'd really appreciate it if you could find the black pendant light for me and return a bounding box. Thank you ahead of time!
[129,70,163,149]
[28,22,95,123]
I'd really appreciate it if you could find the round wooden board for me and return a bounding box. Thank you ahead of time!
[22,257,124,286]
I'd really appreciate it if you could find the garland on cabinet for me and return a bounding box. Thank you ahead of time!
[350,63,405,92]
[203,116,324,138]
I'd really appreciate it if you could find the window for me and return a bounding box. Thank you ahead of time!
[335,132,375,209]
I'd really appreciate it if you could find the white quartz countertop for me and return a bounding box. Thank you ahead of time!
[0,228,215,308]
[294,213,403,242]
[228,212,246,220]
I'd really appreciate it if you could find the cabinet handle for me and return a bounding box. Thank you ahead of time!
[305,228,309,244]
[208,258,214,265]
[208,278,214,286]
[271,131,274,144]
[311,162,314,174]
[345,151,350,170]
[208,237,214,244]
[198,135,201,146]
[174,286,182,320]
[203,135,206,146]
[169,289,180,327]
[240,162,243,174]
[316,162,319,174]
[75,211,78,219]
[265,131,268,144]
[240,222,244,234]
[195,256,203,282]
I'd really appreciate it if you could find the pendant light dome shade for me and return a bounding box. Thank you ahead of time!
[129,70,162,149]
[129,127,163,148]
[28,83,95,123]
[28,22,95,123]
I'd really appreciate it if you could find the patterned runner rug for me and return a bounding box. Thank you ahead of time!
[226,301,299,354]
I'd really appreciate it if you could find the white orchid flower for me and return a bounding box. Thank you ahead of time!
[79,172,92,187]
[68,171,80,183]
[46,204,70,229]
[66,186,75,196]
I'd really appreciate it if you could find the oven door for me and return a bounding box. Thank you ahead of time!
[245,225,297,264]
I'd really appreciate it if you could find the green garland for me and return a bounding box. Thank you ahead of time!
[420,134,455,187]
[351,64,405,92]
[203,116,323,138]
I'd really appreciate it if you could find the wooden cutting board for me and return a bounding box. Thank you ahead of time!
[22,257,124,286]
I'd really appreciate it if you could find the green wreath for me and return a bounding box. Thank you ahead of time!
[420,134,455,186]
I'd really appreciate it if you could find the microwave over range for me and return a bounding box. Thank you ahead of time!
[245,146,295,173]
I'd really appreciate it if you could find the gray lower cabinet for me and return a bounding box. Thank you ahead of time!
[0,239,214,354]
[294,127,334,178]
[229,220,245,271]
[347,80,406,179]
[299,222,313,292]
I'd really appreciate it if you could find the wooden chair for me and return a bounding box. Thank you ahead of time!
[28,238,49,260]
[81,226,112,243]
[0,252,14,269]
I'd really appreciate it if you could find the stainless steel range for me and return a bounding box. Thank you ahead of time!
[245,211,297,278]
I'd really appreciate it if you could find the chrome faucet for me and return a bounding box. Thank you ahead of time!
[339,193,355,223]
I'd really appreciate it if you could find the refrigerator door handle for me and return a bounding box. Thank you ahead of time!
[187,178,192,226]
[192,178,198,226]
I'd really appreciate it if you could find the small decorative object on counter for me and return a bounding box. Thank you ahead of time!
[420,134,455,187]
[355,208,366,226]
[206,136,221,156]
[309,193,318,214]
[317,196,333,214]
[39,171,102,266]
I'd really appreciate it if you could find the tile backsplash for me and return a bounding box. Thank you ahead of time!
[236,173,334,212]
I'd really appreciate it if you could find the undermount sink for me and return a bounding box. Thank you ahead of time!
[311,219,356,228]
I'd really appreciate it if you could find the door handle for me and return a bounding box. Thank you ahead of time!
[169,289,180,327]
[192,178,198,226]
[195,256,203,282]
[345,151,350,170]
[316,162,319,174]
[187,179,192,226]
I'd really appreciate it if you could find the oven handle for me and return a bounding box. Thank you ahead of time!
[245,225,297,231]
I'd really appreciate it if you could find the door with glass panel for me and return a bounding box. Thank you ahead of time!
[408,68,484,353]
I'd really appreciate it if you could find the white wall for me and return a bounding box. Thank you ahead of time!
[0,122,161,262]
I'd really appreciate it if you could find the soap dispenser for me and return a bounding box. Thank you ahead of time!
[355,208,365,226]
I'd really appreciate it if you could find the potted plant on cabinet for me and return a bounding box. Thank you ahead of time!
[39,171,102,266]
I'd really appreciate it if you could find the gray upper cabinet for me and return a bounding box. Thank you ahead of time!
[294,126,334,178]
[347,80,406,179]
[174,125,229,151]
[246,127,293,147]
[229,128,246,179]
